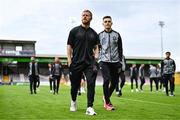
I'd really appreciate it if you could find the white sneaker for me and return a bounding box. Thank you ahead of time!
[131,89,134,92]
[80,87,86,93]
[37,88,40,91]
[86,107,97,115]
[50,90,53,93]
[136,89,139,92]
[116,91,119,95]
[163,88,166,92]
[70,100,77,112]
[169,93,175,97]
[140,90,144,92]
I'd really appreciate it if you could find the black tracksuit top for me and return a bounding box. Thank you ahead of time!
[67,25,100,65]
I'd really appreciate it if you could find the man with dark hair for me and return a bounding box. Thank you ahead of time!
[130,64,138,92]
[156,64,164,91]
[51,57,63,95]
[115,55,126,97]
[48,63,53,93]
[103,16,112,20]
[67,10,99,115]
[161,52,176,96]
[149,65,158,92]
[139,64,145,91]
[36,75,40,91]
[99,16,123,110]
[78,75,86,96]
[28,56,40,94]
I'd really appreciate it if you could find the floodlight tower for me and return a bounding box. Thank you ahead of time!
[159,21,165,58]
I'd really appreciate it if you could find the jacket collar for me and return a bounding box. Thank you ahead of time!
[104,29,113,33]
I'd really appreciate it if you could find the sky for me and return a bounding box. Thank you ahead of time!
[0,0,179,69]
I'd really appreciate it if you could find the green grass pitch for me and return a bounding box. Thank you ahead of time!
[0,84,180,120]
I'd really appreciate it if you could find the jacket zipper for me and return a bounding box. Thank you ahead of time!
[108,33,112,62]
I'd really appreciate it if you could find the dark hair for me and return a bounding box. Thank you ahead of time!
[83,10,92,18]
[165,51,171,55]
[103,16,112,20]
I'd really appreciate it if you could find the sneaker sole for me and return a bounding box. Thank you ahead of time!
[106,107,115,111]
[70,109,77,112]
[70,107,77,112]
[86,112,97,115]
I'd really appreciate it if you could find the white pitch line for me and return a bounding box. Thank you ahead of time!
[117,97,180,107]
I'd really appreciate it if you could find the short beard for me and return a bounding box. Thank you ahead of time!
[82,21,90,25]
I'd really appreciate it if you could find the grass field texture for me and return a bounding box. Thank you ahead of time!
[0,84,180,120]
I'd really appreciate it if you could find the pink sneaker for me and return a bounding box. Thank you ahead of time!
[103,96,115,110]
[105,103,115,111]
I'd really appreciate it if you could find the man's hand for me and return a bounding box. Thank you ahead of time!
[93,45,99,61]
[68,60,72,67]
[67,45,72,67]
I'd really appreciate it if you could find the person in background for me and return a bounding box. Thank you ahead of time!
[63,69,70,86]
[130,64,138,92]
[78,75,86,96]
[172,76,175,94]
[28,56,40,94]
[48,63,53,93]
[51,57,63,95]
[149,65,158,92]
[36,75,40,91]
[115,55,126,97]
[161,52,176,96]
[139,64,145,91]
[156,64,164,92]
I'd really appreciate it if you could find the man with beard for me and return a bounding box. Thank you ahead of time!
[28,56,40,94]
[67,10,99,115]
